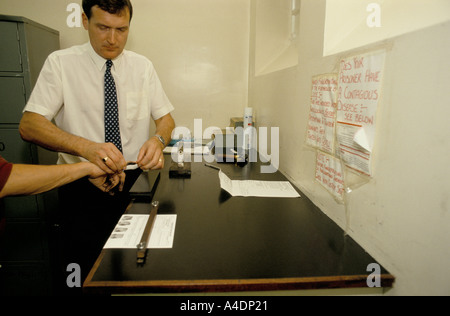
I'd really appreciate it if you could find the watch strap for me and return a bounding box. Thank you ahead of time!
[155,134,166,147]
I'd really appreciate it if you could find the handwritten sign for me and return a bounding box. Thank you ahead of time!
[306,74,338,154]
[336,50,385,176]
[315,151,345,202]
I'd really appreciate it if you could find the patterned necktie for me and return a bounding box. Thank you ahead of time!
[104,59,122,152]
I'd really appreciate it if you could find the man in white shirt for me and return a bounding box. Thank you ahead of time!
[20,0,175,184]
[18,0,175,294]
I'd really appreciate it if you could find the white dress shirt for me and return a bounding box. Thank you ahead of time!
[24,42,174,164]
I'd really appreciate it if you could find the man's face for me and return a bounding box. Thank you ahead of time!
[83,5,130,60]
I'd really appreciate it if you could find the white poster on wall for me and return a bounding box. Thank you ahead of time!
[315,151,345,202]
[336,50,386,177]
[306,74,338,155]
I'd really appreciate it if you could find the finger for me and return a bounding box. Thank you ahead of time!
[118,172,126,192]
[89,144,115,174]
[99,145,127,174]
[98,181,108,192]
[104,145,127,172]
[99,156,116,174]
[136,147,145,165]
[151,154,164,170]
[97,149,120,174]
[142,153,164,171]
[136,139,162,169]
[95,154,114,174]
[103,176,115,192]
[137,148,155,167]
[138,153,156,170]
[140,153,156,170]
[104,174,124,196]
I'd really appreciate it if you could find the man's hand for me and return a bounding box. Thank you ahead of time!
[136,137,165,171]
[84,142,127,174]
[20,112,128,175]
[135,113,174,171]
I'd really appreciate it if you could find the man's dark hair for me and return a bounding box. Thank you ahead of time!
[82,0,133,22]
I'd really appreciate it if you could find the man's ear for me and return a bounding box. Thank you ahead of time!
[82,13,89,30]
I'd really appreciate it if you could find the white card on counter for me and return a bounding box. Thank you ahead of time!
[104,214,177,249]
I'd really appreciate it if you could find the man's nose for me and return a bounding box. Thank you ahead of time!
[107,29,117,44]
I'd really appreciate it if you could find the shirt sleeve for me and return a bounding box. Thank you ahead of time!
[147,62,175,121]
[0,156,13,194]
[23,52,64,121]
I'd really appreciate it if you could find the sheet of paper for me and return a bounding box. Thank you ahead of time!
[306,74,338,154]
[218,170,300,198]
[336,50,386,176]
[104,214,177,249]
[353,127,371,152]
[315,151,345,202]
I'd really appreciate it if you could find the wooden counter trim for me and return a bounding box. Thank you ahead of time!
[83,252,395,295]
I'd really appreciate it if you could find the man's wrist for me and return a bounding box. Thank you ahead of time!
[80,161,97,178]
[153,134,166,148]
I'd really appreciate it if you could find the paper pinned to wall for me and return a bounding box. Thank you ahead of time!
[353,128,371,152]
[336,50,386,176]
[306,74,338,154]
[315,151,345,202]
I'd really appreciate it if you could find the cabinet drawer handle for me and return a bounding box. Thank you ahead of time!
[0,142,5,152]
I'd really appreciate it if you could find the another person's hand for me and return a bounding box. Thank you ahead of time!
[85,162,126,194]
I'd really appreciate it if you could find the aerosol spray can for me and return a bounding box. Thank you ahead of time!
[243,107,253,158]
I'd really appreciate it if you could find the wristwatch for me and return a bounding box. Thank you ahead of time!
[154,134,166,147]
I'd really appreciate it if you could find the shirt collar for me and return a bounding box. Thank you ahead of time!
[86,42,124,72]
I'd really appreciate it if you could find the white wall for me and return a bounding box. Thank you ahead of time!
[254,0,299,75]
[324,0,450,56]
[0,0,250,131]
[249,0,450,295]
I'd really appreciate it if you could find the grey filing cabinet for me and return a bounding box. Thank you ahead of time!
[0,15,59,295]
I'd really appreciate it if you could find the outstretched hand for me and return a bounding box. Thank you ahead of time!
[86,162,126,194]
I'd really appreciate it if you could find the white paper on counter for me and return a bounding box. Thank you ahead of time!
[218,170,300,198]
[104,214,177,249]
